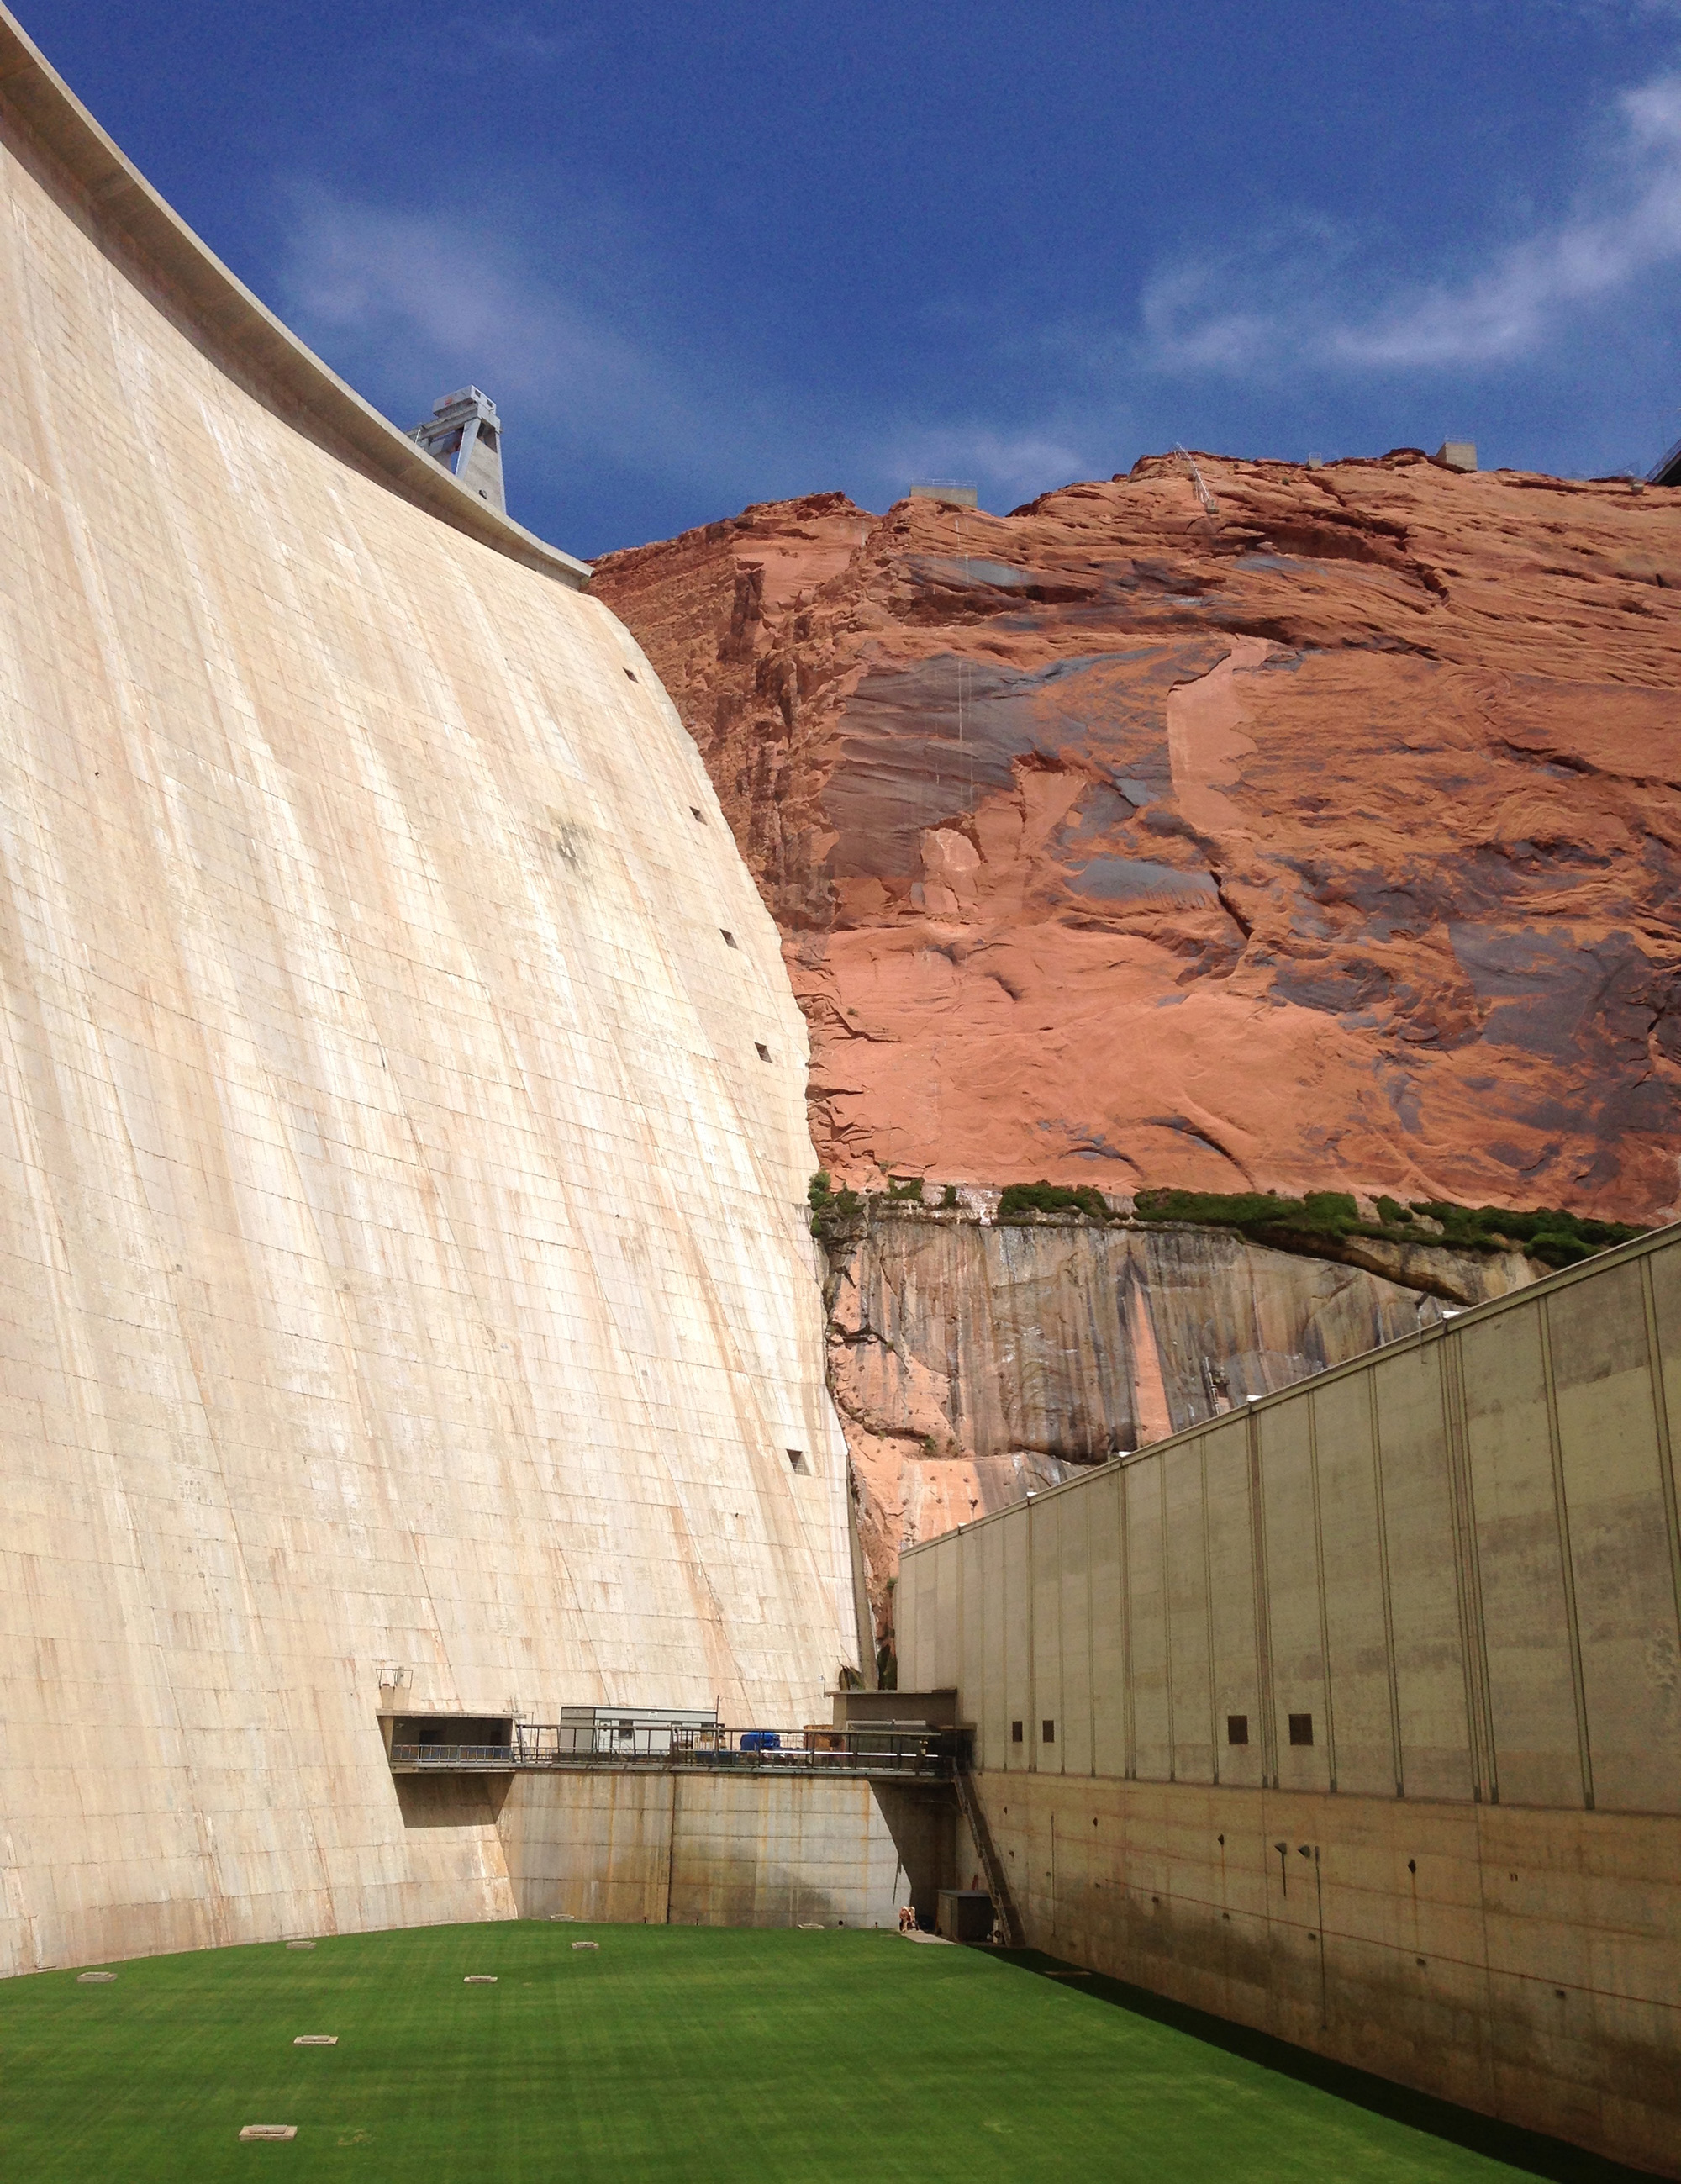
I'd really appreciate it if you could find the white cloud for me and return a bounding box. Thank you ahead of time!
[279,183,1104,519]
[278,185,698,463]
[274,57,1681,532]
[1139,70,1681,377]
[871,423,1094,507]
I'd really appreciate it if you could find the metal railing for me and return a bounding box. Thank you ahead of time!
[388,1726,952,1778]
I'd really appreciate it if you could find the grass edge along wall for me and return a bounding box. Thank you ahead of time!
[899,1224,1681,2180]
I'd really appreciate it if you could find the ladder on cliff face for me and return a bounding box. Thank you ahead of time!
[952,1760,1023,1947]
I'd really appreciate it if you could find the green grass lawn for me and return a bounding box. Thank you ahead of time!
[0,1923,1647,2182]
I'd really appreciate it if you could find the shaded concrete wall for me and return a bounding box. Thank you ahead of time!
[0,14,855,1977]
[958,1774,1679,2181]
[901,1227,1681,2174]
[498,1771,955,1930]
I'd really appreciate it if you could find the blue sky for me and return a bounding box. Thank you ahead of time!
[18,1,1681,557]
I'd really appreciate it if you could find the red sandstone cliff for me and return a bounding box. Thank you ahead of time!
[596,456,1681,1224]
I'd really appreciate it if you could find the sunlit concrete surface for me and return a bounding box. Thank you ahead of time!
[0,5,856,1978]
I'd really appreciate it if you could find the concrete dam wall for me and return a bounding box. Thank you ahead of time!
[0,11,856,1976]
[898,1226,1681,2175]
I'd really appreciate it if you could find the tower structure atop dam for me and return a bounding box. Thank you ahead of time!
[411,386,507,514]
[0,3,859,1976]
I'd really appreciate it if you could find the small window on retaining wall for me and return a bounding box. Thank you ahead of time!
[1011,1721,1024,1744]
[786,1448,808,1474]
[1041,1720,1056,1744]
[1288,1712,1315,1746]
[721,929,738,948]
[755,1042,771,1062]
[1227,1714,1249,1746]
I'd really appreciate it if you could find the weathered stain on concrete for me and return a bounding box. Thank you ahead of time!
[900,1224,1681,2176]
[0,10,855,1978]
[498,1771,955,1931]
[960,1775,1679,2182]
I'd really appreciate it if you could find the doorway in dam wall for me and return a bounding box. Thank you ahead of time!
[383,1716,517,1831]
[382,1713,515,1759]
[872,1780,956,1932]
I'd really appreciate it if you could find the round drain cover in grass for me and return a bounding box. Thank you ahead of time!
[293,2035,338,2045]
[463,1975,497,1984]
[76,1972,116,1984]
[239,2125,296,2141]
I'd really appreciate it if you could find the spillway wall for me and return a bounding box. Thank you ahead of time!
[0,11,856,1976]
[901,1227,1681,2172]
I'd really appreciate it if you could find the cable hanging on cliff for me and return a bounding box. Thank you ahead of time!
[1173,443,1220,517]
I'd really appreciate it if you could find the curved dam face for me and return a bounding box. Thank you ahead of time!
[0,13,856,1974]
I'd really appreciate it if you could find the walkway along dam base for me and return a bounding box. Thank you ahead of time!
[900,1222,1681,2178]
[0,3,861,1979]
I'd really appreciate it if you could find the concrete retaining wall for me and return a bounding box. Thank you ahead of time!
[956,1773,1678,2178]
[499,1770,955,1931]
[902,1227,1681,2173]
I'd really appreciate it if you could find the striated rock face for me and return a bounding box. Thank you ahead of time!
[823,1210,1539,1648]
[595,463,1677,1620]
[593,459,1681,1224]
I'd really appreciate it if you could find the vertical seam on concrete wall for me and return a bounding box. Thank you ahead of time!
[1641,1257,1681,1608]
[1088,1472,1099,1777]
[1307,1389,1337,1795]
[1160,1458,1175,1781]
[1639,1258,1681,1701]
[956,1511,967,1734]
[1441,1333,1498,1805]
[1120,1467,1136,1781]
[1248,1408,1277,1789]
[1026,1496,1036,1776]
[1367,1369,1404,1799]
[1201,1435,1218,1785]
[1050,1498,1064,1779]
[1537,1299,1594,1812]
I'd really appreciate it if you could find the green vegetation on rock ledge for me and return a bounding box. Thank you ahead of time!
[808,1170,862,1237]
[810,1174,1641,1271]
[1132,1189,1643,1271]
[996,1180,1115,1223]
[809,1170,951,1236]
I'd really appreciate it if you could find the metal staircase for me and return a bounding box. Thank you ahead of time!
[952,1760,1023,1948]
